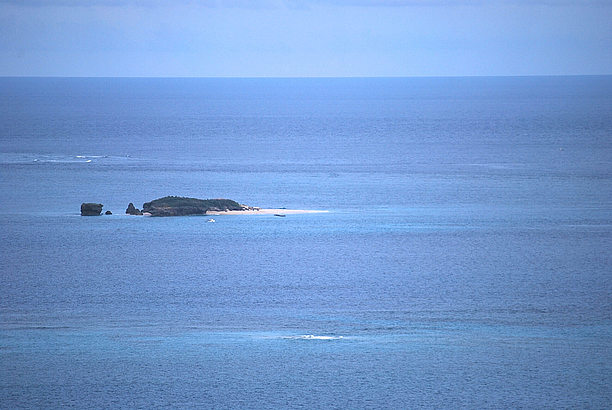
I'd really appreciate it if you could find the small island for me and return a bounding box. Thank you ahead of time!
[137,196,327,217]
[80,196,327,217]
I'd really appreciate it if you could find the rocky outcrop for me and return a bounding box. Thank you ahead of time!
[81,203,103,216]
[126,202,143,215]
[142,196,246,217]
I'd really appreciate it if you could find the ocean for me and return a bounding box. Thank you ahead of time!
[1,76,611,408]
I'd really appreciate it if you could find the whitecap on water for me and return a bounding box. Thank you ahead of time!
[283,334,344,340]
[0,153,138,165]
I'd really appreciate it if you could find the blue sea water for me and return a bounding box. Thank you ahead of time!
[1,76,611,408]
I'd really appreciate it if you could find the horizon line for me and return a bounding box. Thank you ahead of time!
[1,74,611,80]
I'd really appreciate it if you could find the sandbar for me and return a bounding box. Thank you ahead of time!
[206,208,328,215]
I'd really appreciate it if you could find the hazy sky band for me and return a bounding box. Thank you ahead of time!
[1,0,610,76]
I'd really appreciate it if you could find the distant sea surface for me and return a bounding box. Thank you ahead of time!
[1,77,611,408]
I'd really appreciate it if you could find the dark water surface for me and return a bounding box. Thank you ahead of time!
[1,77,611,408]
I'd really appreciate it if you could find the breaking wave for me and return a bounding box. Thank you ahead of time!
[0,153,135,165]
[283,334,344,340]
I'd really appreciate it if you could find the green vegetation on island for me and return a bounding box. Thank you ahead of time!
[141,196,246,217]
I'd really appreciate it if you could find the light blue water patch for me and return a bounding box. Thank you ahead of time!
[2,324,609,408]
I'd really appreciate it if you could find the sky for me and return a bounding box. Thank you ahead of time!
[0,0,611,77]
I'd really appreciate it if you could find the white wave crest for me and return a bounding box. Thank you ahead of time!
[0,153,135,165]
[284,334,344,340]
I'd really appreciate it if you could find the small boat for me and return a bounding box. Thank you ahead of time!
[274,214,286,217]
[207,218,216,223]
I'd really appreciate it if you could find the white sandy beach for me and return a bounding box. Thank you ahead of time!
[206,208,328,215]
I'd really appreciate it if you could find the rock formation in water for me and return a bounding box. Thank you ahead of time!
[126,202,143,215]
[142,196,246,217]
[81,203,103,216]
